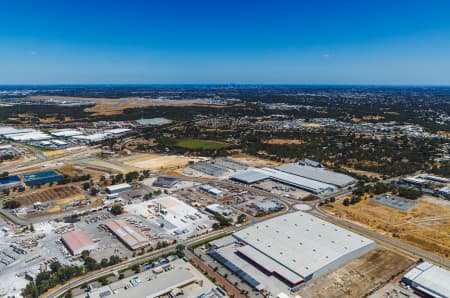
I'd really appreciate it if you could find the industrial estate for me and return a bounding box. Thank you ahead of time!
[1,86,450,298]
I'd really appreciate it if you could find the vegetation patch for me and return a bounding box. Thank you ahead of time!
[175,138,230,150]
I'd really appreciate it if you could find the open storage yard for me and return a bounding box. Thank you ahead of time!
[321,197,450,260]
[297,249,415,298]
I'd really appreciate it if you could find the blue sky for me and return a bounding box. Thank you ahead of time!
[1,0,450,85]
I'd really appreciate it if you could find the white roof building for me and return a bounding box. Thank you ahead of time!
[231,168,336,194]
[233,211,376,282]
[72,133,109,143]
[104,128,132,135]
[276,162,356,187]
[5,131,51,141]
[403,262,450,298]
[50,129,83,137]
[105,183,132,194]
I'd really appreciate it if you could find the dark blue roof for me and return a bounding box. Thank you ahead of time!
[0,175,20,185]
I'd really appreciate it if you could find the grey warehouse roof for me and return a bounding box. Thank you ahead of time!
[231,170,269,184]
[276,162,356,187]
[234,211,375,279]
[231,168,336,194]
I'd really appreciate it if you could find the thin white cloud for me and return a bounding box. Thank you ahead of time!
[31,50,39,56]
[321,53,330,58]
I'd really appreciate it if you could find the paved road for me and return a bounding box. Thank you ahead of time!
[45,229,235,298]
[187,250,245,298]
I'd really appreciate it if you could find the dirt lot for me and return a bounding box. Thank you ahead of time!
[14,185,84,206]
[298,249,415,298]
[263,138,303,145]
[27,95,231,116]
[58,165,105,180]
[228,154,280,167]
[340,165,383,179]
[118,153,204,171]
[321,198,450,260]
[75,157,136,173]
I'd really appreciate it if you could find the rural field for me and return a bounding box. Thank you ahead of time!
[298,249,415,298]
[321,197,450,260]
[175,138,230,150]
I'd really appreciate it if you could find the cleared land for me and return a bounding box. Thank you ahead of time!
[321,198,450,260]
[175,138,230,150]
[26,95,231,116]
[263,138,303,145]
[298,249,414,298]
[228,154,280,167]
[119,153,204,171]
[13,185,84,207]
[75,157,137,173]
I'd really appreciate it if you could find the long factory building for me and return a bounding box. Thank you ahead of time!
[105,219,150,251]
[231,160,356,194]
[209,212,376,289]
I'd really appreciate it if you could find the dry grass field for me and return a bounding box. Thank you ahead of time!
[298,249,414,298]
[228,154,280,167]
[14,185,85,207]
[118,153,205,170]
[75,157,137,173]
[321,198,450,260]
[263,138,303,145]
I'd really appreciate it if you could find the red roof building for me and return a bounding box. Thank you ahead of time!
[61,230,96,255]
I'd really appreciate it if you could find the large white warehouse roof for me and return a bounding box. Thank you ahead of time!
[231,168,336,194]
[276,162,356,187]
[403,262,450,298]
[234,211,375,280]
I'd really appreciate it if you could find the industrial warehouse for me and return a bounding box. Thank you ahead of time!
[208,212,376,291]
[401,262,450,298]
[230,159,355,194]
[105,219,150,251]
[231,168,337,194]
[61,230,96,255]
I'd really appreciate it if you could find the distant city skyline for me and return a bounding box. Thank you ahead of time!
[1,0,450,85]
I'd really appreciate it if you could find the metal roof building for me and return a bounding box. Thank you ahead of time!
[231,170,269,184]
[50,129,83,137]
[61,230,96,255]
[402,262,450,298]
[231,168,336,194]
[276,162,356,187]
[152,176,180,188]
[105,183,132,194]
[233,212,375,284]
[105,219,150,250]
